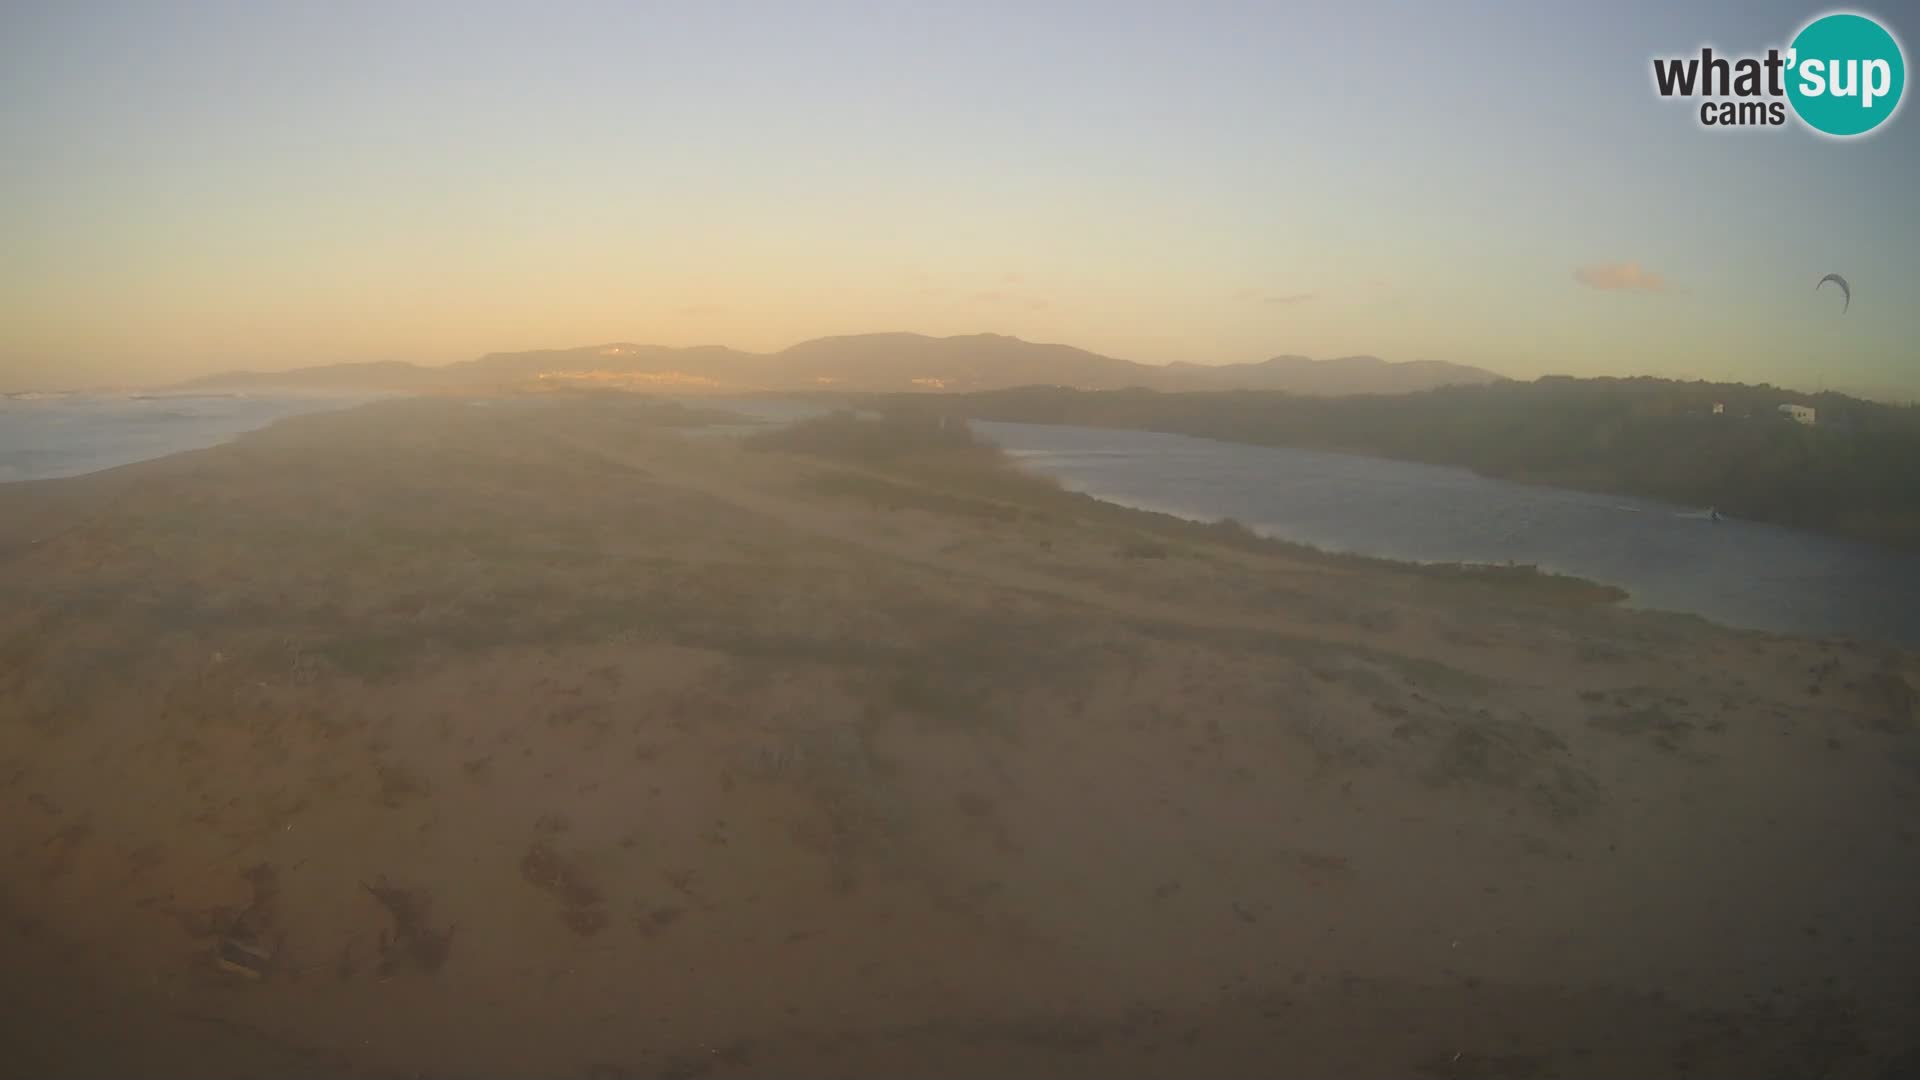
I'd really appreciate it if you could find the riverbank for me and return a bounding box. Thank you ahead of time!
[971,419,1920,646]
[3,396,1917,1078]
[879,383,1920,553]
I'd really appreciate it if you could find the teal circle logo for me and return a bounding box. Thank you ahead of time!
[1787,13,1906,136]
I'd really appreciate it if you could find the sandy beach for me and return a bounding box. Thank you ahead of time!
[2,394,1917,1079]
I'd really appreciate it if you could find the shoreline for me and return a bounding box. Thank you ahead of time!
[970,419,1920,647]
[10,393,1908,647]
[0,390,380,486]
[973,415,1912,553]
[868,386,1920,555]
[3,394,1917,1077]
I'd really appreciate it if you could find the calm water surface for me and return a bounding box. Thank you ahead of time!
[975,420,1920,645]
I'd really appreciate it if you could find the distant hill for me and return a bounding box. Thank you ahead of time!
[1160,354,1502,395]
[168,334,1505,396]
[175,360,450,392]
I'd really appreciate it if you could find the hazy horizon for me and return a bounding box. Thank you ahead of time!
[11,329,1518,394]
[5,1,1918,396]
[10,330,1913,405]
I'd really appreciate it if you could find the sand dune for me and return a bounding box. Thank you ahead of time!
[2,396,1916,1078]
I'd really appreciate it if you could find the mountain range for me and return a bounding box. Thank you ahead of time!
[172,332,1505,396]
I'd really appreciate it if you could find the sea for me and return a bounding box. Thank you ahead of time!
[0,391,374,483]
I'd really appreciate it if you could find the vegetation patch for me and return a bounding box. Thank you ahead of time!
[521,839,609,935]
[363,878,453,975]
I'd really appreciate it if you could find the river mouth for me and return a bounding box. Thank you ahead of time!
[976,420,1920,646]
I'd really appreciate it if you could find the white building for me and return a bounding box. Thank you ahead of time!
[1779,403,1817,425]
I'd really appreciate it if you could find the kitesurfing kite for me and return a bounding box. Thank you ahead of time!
[1817,272,1851,313]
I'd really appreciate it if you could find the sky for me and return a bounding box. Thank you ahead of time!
[3,0,1917,396]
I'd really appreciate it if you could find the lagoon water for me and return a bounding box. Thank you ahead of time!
[975,420,1920,646]
[6,393,1912,644]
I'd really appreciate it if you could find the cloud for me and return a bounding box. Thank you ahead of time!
[1573,263,1668,292]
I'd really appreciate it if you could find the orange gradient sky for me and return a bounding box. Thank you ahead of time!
[3,2,1917,396]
